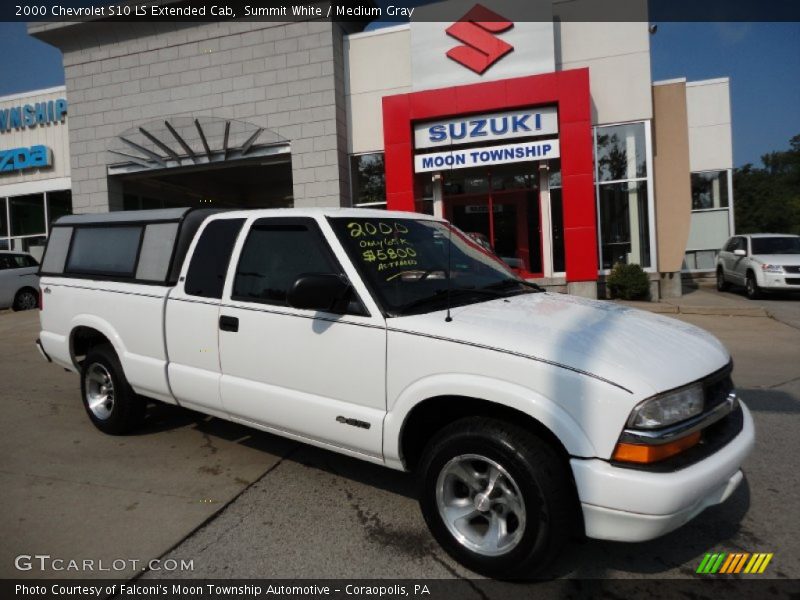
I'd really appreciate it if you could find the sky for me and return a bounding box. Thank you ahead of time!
[0,19,798,167]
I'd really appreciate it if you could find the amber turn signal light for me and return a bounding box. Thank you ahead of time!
[612,431,701,464]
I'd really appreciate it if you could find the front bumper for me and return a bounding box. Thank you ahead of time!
[571,402,754,542]
[760,271,800,289]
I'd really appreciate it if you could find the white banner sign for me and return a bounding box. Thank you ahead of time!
[414,107,558,149]
[414,139,560,173]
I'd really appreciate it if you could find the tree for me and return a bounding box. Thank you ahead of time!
[734,134,800,235]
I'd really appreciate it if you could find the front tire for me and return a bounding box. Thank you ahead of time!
[745,271,761,300]
[418,418,577,579]
[716,267,730,292]
[80,344,145,435]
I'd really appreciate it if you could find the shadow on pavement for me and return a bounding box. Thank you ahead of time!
[738,388,800,413]
[138,400,418,499]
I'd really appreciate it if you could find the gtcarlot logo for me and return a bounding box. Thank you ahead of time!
[14,554,194,572]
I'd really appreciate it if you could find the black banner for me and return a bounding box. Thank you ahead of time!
[3,579,800,600]
[6,0,800,23]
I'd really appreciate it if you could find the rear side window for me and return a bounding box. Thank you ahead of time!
[13,255,38,267]
[184,218,245,299]
[40,227,73,274]
[232,219,337,306]
[66,226,143,277]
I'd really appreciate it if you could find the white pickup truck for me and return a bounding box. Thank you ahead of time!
[37,207,753,578]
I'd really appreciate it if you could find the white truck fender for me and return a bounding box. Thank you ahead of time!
[382,373,596,470]
[68,314,129,367]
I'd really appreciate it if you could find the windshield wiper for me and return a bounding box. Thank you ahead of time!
[394,286,508,316]
[483,278,544,293]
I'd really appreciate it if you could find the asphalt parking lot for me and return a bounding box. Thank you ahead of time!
[1,292,798,583]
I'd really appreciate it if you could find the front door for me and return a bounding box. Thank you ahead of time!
[217,217,386,459]
[443,165,542,278]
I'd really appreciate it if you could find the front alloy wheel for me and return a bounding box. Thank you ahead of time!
[419,417,577,579]
[436,454,526,556]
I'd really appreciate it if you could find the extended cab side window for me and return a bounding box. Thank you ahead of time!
[185,218,245,299]
[232,219,349,309]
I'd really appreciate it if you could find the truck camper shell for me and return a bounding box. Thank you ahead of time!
[39,208,224,285]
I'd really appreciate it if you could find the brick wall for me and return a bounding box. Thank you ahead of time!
[32,20,353,212]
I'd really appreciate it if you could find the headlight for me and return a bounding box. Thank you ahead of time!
[761,264,784,273]
[627,384,704,429]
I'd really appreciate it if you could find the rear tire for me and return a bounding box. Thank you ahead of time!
[12,288,38,311]
[745,271,761,300]
[80,344,145,435]
[716,267,730,292]
[418,417,577,579]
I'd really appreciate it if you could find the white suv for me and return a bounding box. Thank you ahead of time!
[716,234,800,299]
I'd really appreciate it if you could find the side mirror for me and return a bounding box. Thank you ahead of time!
[287,273,352,313]
[733,249,747,257]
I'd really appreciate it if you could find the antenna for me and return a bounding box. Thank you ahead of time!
[444,139,454,323]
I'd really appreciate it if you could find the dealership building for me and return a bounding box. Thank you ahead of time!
[0,86,72,260]
[24,2,735,297]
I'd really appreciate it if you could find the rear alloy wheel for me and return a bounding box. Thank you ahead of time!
[716,268,730,292]
[81,344,145,434]
[12,288,38,311]
[745,272,761,300]
[418,418,577,579]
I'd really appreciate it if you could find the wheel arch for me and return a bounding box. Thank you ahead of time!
[384,374,596,472]
[69,316,127,370]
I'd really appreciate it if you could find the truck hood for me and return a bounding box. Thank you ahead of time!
[751,254,800,266]
[388,292,730,397]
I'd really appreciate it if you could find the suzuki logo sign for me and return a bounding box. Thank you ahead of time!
[410,0,555,91]
[445,4,514,74]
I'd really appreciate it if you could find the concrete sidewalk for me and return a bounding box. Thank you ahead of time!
[614,285,770,317]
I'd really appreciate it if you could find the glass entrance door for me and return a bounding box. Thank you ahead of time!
[443,164,542,278]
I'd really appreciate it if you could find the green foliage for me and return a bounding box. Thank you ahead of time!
[606,262,650,300]
[734,134,800,235]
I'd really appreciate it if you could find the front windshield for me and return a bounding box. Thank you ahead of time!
[751,237,800,255]
[329,216,538,316]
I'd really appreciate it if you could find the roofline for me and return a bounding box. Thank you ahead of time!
[686,77,730,87]
[653,77,687,86]
[0,85,67,104]
[346,23,410,41]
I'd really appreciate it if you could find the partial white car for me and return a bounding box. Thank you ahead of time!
[0,251,39,311]
[716,234,800,299]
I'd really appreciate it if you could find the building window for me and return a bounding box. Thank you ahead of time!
[595,123,651,269]
[691,171,729,210]
[683,170,733,272]
[9,194,45,237]
[0,198,8,249]
[47,190,73,225]
[351,153,386,208]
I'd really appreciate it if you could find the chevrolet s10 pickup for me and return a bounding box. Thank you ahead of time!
[36,207,753,577]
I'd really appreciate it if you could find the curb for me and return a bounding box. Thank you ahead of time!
[613,301,769,317]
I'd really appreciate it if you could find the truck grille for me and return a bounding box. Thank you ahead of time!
[784,266,800,274]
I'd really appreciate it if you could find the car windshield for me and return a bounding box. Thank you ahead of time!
[328,216,540,316]
[751,237,800,255]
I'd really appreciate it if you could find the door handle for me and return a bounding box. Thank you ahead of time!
[219,315,239,332]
